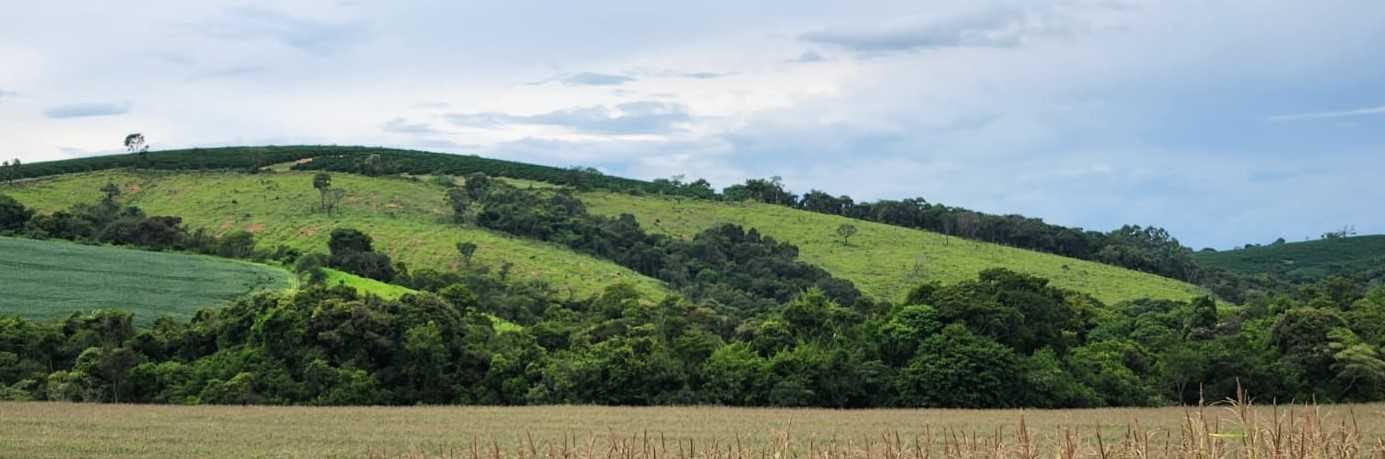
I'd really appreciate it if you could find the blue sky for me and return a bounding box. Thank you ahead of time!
[1,0,1382,249]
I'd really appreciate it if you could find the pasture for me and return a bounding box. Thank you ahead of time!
[0,237,293,325]
[580,192,1210,305]
[1,170,667,301]
[0,401,1381,458]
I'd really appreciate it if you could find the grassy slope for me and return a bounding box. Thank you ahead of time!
[320,268,417,300]
[0,237,293,325]
[582,192,1209,305]
[1192,235,1385,281]
[2,170,666,301]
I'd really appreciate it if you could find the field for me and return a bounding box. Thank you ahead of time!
[321,267,419,300]
[0,237,293,325]
[581,192,1209,305]
[1193,235,1385,282]
[1,401,1381,458]
[1,170,667,301]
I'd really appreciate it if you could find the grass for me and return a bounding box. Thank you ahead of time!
[2,170,667,301]
[1193,235,1385,282]
[321,268,418,300]
[581,192,1210,305]
[0,236,293,325]
[0,400,1382,458]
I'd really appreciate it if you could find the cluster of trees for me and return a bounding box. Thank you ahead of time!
[1,158,22,183]
[0,187,267,260]
[448,175,862,318]
[4,261,1384,407]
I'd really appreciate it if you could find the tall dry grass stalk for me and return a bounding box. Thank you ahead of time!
[371,390,1385,459]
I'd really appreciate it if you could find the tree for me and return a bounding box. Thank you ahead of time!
[0,194,33,232]
[323,188,346,216]
[124,133,148,164]
[463,173,493,201]
[835,223,858,246]
[329,228,374,256]
[446,188,468,222]
[100,182,122,205]
[313,173,332,212]
[456,241,478,265]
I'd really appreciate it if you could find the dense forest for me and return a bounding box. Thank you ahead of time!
[3,180,1385,408]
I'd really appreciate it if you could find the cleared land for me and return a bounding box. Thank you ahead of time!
[581,192,1209,305]
[1193,235,1385,282]
[1,402,1382,458]
[0,237,293,325]
[1,170,667,301]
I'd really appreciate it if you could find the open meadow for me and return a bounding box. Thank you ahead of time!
[2,401,1383,458]
[0,237,293,325]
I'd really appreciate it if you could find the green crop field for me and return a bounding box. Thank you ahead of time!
[581,192,1209,305]
[0,237,293,325]
[1192,235,1385,282]
[1,170,667,301]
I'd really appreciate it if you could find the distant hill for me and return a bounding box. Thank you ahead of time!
[0,236,293,325]
[580,192,1209,305]
[1192,235,1385,282]
[2,170,668,301]
[2,147,1211,306]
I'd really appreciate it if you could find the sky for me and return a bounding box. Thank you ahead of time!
[1,1,1383,249]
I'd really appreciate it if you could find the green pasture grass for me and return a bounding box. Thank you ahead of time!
[320,268,418,300]
[2,170,667,301]
[0,237,293,325]
[581,192,1209,305]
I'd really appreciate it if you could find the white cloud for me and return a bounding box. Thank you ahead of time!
[1269,105,1385,122]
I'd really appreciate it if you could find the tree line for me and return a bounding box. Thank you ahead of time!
[3,255,1384,407]
[6,183,1385,407]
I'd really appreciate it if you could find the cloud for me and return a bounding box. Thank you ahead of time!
[788,50,826,63]
[207,7,368,55]
[529,72,637,86]
[445,101,692,135]
[43,101,132,119]
[1269,104,1385,121]
[680,72,732,79]
[382,117,441,135]
[188,65,270,81]
[559,72,637,86]
[800,6,1074,53]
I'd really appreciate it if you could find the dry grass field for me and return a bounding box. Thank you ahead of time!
[3,401,1384,458]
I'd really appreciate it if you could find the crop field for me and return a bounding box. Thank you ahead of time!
[1,170,667,301]
[1,401,1382,458]
[0,237,293,325]
[581,192,1210,305]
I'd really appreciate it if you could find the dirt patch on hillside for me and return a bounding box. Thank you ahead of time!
[245,223,265,234]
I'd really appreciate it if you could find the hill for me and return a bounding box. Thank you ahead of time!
[579,191,1210,305]
[1,170,667,300]
[0,236,293,325]
[1192,235,1385,282]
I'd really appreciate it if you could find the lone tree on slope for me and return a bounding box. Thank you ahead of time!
[836,223,858,246]
[124,133,148,164]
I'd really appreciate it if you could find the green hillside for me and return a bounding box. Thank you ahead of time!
[1,170,667,300]
[0,236,293,325]
[1192,235,1385,282]
[580,192,1209,305]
